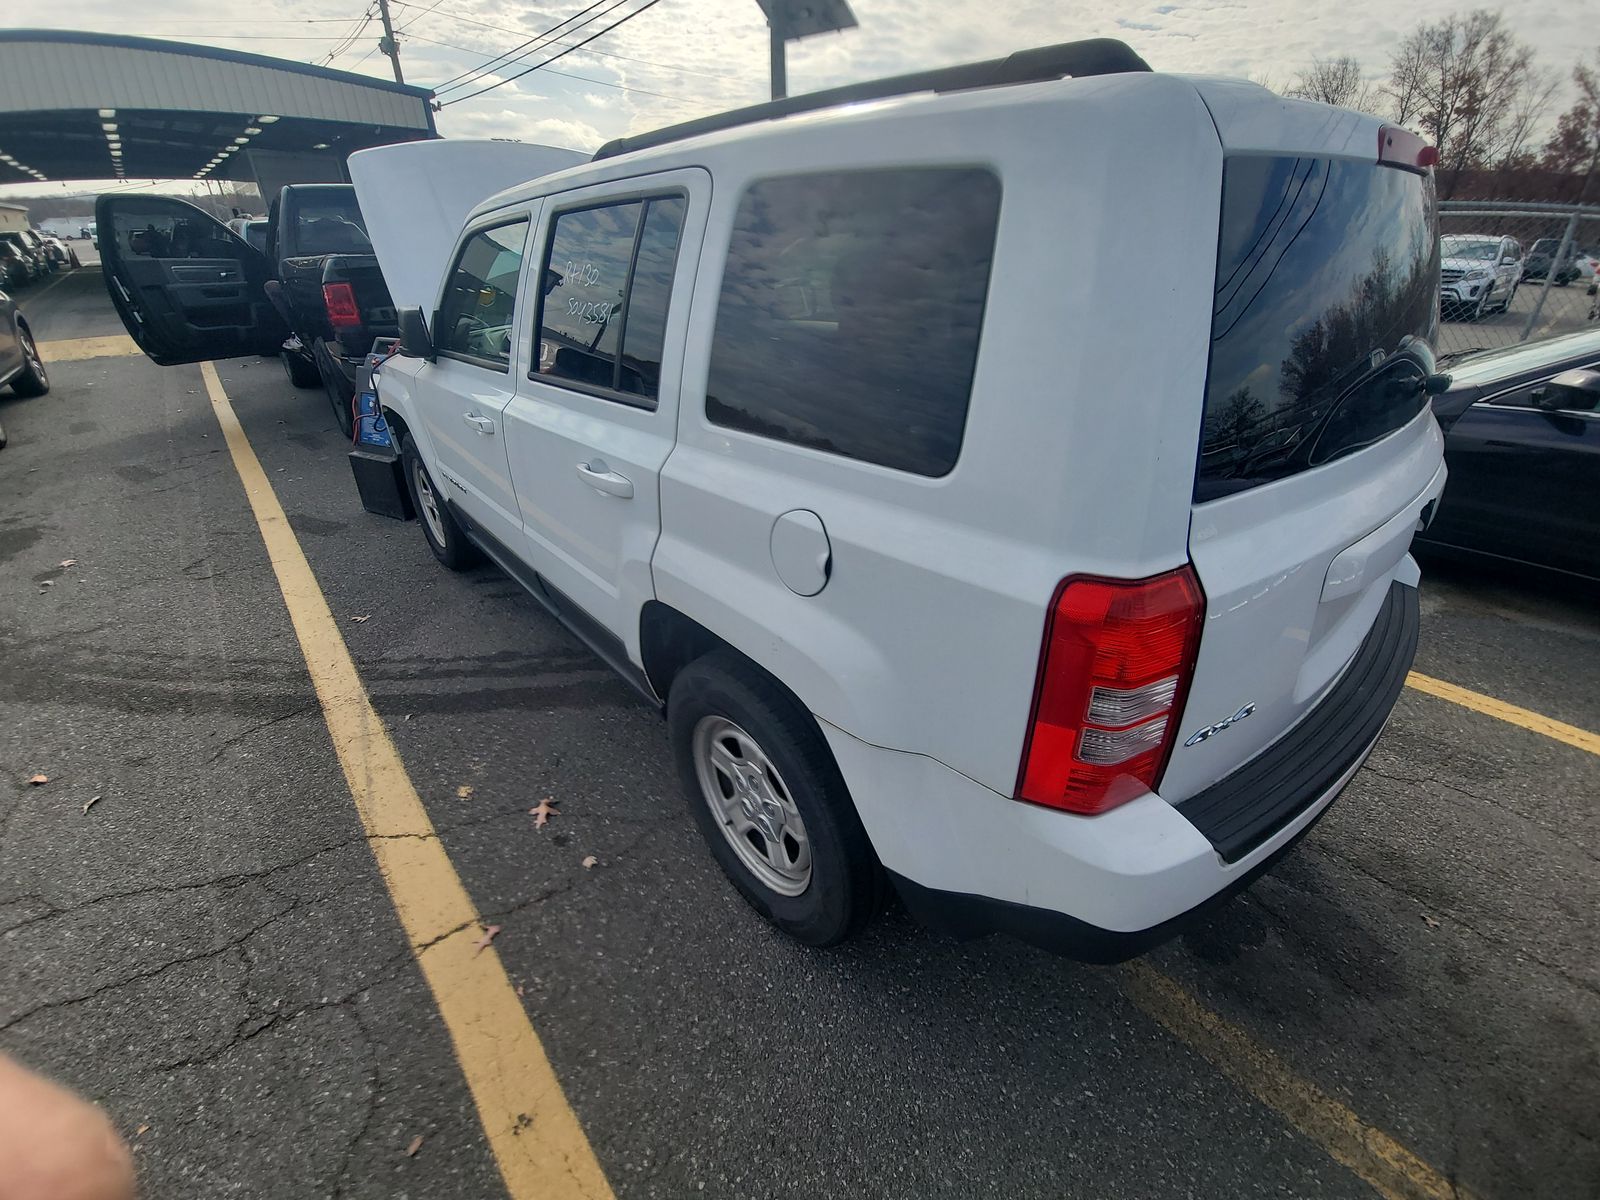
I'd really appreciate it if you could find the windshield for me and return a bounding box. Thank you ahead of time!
[1441,238,1498,261]
[1197,155,1439,501]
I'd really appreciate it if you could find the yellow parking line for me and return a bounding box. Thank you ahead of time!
[1407,671,1600,757]
[1122,964,1477,1200]
[35,334,141,361]
[200,362,613,1200]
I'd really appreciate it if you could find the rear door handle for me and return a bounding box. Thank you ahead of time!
[575,461,633,498]
[462,412,496,435]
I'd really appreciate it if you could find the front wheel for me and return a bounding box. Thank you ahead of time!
[1472,287,1492,321]
[400,435,481,571]
[1500,282,1517,312]
[668,652,885,947]
[9,325,48,398]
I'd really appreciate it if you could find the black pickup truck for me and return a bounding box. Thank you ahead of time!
[97,184,396,436]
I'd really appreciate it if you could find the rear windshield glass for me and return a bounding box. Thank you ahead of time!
[1197,155,1439,502]
[292,191,371,255]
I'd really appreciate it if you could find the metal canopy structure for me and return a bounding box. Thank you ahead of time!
[0,30,435,188]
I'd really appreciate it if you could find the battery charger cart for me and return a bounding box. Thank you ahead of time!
[346,338,415,521]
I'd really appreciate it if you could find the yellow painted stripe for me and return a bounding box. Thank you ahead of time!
[1122,964,1477,1200]
[36,334,141,361]
[199,362,613,1200]
[1406,671,1600,757]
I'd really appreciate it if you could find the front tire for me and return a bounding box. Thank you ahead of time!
[667,652,884,947]
[9,324,48,398]
[400,435,481,571]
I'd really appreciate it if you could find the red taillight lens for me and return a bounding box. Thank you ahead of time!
[323,281,361,330]
[1378,125,1437,173]
[1017,567,1205,815]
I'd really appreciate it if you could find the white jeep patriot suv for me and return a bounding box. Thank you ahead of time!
[102,40,1450,959]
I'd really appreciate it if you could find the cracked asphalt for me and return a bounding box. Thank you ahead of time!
[2,263,1598,1199]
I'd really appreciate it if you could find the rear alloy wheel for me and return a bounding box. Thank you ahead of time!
[668,651,885,946]
[9,325,48,398]
[400,435,481,571]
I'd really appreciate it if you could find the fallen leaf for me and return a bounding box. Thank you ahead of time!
[515,984,526,997]
[581,855,597,869]
[58,558,76,568]
[405,1135,424,1157]
[1422,914,1441,929]
[351,614,371,623]
[135,1124,150,1137]
[457,785,474,800]
[39,580,53,588]
[82,795,102,815]
[529,798,559,829]
[28,774,48,786]
[404,714,413,721]
[472,924,501,954]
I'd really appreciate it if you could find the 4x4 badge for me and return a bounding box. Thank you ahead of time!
[1184,703,1257,747]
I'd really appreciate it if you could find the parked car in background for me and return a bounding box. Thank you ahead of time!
[0,240,33,289]
[1424,329,1600,581]
[1521,237,1585,286]
[0,287,50,399]
[0,233,43,285]
[15,230,58,274]
[38,234,78,269]
[1439,234,1520,319]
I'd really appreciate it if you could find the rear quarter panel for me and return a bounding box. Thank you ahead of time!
[653,73,1223,794]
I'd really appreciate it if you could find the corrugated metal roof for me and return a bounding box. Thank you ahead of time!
[0,31,432,130]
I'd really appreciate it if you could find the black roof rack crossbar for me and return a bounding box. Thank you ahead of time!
[591,38,1151,161]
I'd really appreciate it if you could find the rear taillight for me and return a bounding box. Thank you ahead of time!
[1017,567,1205,815]
[323,281,361,330]
[1378,125,1437,172]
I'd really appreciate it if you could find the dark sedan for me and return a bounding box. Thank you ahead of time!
[0,286,52,448]
[1421,329,1600,581]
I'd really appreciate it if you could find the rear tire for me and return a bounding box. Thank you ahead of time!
[400,434,481,571]
[9,324,48,398]
[667,651,885,947]
[314,340,356,438]
[281,349,320,389]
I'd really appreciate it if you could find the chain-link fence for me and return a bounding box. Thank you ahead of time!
[1435,200,1599,358]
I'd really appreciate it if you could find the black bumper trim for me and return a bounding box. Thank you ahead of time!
[1176,580,1419,863]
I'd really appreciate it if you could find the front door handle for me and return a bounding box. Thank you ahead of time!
[462,412,496,435]
[575,460,633,498]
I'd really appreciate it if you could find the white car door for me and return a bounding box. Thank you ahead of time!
[408,212,536,552]
[501,170,709,659]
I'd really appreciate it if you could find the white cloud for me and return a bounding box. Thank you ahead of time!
[2,0,1594,196]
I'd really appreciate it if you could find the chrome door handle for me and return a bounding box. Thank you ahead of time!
[575,461,633,498]
[462,412,495,434]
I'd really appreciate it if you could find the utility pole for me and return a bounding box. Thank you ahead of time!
[755,1,856,103]
[768,6,787,100]
[376,0,405,85]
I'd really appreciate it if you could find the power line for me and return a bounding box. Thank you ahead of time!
[431,0,617,95]
[389,0,723,80]
[400,30,682,100]
[440,0,666,107]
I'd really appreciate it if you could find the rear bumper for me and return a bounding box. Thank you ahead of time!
[824,581,1419,962]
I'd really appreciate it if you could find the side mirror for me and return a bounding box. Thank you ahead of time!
[397,306,434,360]
[1500,255,1518,265]
[1533,368,1600,412]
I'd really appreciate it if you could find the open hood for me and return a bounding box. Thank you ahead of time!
[348,139,587,316]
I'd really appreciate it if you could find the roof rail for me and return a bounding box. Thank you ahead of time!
[591,38,1151,161]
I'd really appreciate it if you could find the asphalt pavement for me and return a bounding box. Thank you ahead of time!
[2,259,1597,1199]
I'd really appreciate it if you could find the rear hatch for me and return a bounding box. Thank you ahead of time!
[1158,111,1447,804]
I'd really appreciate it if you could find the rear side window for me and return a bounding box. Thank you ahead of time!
[706,167,1001,477]
[1198,156,1439,501]
[436,219,529,369]
[534,194,686,405]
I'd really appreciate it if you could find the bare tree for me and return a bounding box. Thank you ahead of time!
[1286,55,1379,113]
[1383,9,1549,196]
[1543,49,1600,201]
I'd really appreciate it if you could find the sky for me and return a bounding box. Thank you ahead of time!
[2,0,1595,198]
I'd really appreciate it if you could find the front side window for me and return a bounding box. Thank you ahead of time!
[534,194,686,404]
[705,167,1001,477]
[436,219,529,369]
[107,205,239,260]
